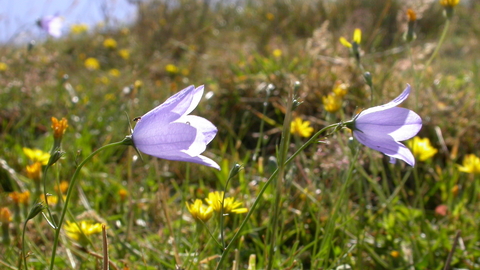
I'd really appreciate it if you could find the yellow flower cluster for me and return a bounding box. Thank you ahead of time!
[339,28,361,49]
[322,81,349,113]
[186,191,248,223]
[186,199,213,223]
[439,0,460,7]
[9,191,30,205]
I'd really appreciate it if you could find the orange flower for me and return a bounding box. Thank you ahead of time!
[51,117,68,139]
[407,9,416,22]
[0,207,12,223]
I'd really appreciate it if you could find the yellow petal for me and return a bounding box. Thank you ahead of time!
[339,37,352,48]
[353,28,362,44]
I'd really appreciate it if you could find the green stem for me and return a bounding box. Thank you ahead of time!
[42,165,56,229]
[214,123,340,270]
[49,138,131,270]
[266,86,293,270]
[21,220,28,270]
[424,19,450,73]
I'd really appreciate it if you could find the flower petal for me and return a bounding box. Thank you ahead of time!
[355,107,422,141]
[177,115,217,144]
[354,131,415,166]
[358,85,411,115]
[339,37,352,48]
[140,85,203,123]
[133,122,197,155]
[353,28,362,44]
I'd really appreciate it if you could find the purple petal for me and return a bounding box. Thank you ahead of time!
[133,85,204,137]
[358,84,411,115]
[165,154,220,170]
[355,107,422,141]
[142,85,203,122]
[177,115,217,144]
[354,131,415,166]
[41,16,63,37]
[133,122,197,155]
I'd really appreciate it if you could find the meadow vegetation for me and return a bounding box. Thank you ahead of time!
[1,0,479,269]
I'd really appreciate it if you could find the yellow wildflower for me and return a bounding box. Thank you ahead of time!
[70,24,88,34]
[42,195,59,206]
[118,49,130,60]
[54,181,69,194]
[109,68,120,77]
[339,28,361,48]
[0,62,8,71]
[205,191,248,214]
[407,137,438,161]
[23,147,50,165]
[0,207,12,223]
[458,154,480,174]
[103,38,117,49]
[64,220,105,246]
[51,117,68,139]
[84,57,100,70]
[439,0,460,7]
[390,251,400,258]
[440,0,460,18]
[407,9,417,22]
[9,191,30,205]
[165,64,179,74]
[322,93,342,113]
[290,117,314,138]
[26,162,42,181]
[119,189,128,201]
[134,80,143,90]
[120,27,130,35]
[332,81,348,98]
[272,49,282,58]
[186,199,213,223]
[96,76,109,85]
[405,9,417,42]
[266,12,274,21]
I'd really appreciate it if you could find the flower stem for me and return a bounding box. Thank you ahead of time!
[49,139,131,270]
[424,19,450,71]
[214,123,340,269]
[266,85,294,270]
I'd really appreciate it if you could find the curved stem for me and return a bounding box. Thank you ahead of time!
[214,123,340,269]
[424,19,450,71]
[49,139,131,270]
[42,165,56,229]
[21,220,28,270]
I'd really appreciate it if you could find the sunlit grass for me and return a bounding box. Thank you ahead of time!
[0,0,479,269]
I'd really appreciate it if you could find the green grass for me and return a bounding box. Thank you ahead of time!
[1,0,480,269]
